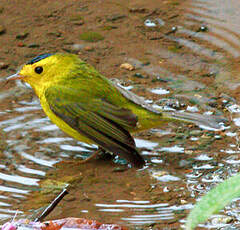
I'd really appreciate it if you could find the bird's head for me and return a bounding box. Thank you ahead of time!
[7,53,79,95]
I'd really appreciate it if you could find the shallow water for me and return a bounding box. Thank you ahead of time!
[1,0,240,229]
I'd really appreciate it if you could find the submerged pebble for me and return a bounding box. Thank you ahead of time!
[144,19,156,27]
[120,63,135,71]
[16,32,29,40]
[0,62,9,69]
[0,25,6,35]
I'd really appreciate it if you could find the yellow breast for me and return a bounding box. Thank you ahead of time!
[39,95,94,144]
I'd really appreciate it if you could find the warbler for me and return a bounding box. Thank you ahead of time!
[7,53,223,168]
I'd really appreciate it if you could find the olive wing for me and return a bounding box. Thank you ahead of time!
[44,86,145,167]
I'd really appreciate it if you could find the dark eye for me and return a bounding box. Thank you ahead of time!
[35,66,43,74]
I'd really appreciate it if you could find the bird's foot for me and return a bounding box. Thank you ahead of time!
[61,148,105,165]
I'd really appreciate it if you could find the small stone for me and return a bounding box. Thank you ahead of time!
[17,42,25,47]
[0,62,9,69]
[120,63,135,71]
[0,7,4,14]
[112,167,127,172]
[84,46,94,51]
[16,32,29,40]
[106,14,126,22]
[180,199,187,204]
[69,15,84,25]
[201,71,217,78]
[0,24,6,35]
[101,25,118,31]
[133,73,147,78]
[199,25,208,32]
[47,32,62,37]
[28,43,40,48]
[69,44,84,52]
[211,216,234,225]
[189,130,202,136]
[171,26,178,32]
[163,186,170,192]
[146,31,164,40]
[74,20,84,26]
[185,150,193,155]
[152,77,170,83]
[129,7,148,13]
[144,19,156,27]
[165,26,178,35]
[141,61,150,66]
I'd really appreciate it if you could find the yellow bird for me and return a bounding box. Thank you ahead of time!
[7,53,223,168]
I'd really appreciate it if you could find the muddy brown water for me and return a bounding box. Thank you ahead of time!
[1,0,240,229]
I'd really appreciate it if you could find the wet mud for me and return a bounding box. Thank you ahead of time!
[1,0,240,229]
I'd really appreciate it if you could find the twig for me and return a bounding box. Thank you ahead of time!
[35,188,69,222]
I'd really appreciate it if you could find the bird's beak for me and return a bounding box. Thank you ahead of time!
[6,73,26,81]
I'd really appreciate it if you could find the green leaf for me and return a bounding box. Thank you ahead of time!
[186,173,240,230]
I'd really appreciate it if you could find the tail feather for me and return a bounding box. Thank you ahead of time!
[164,111,226,130]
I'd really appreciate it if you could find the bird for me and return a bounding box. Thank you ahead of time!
[7,53,224,168]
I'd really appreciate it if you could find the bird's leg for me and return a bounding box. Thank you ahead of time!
[76,147,105,164]
[61,148,107,165]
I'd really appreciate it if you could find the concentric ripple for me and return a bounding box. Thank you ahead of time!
[1,0,240,228]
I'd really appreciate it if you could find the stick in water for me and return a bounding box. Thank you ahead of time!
[35,188,69,222]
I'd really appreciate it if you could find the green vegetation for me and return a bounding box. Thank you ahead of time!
[186,173,240,229]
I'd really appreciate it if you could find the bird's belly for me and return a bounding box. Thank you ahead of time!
[40,98,94,144]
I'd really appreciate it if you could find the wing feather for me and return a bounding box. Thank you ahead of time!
[45,86,145,167]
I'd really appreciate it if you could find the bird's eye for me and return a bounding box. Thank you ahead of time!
[35,66,43,74]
